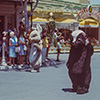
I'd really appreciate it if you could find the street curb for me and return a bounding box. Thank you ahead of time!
[49,47,100,54]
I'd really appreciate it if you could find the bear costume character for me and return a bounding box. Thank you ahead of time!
[67,30,94,94]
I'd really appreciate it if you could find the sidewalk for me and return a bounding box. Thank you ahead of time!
[49,46,100,54]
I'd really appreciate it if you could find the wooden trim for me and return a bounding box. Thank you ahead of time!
[0,0,34,5]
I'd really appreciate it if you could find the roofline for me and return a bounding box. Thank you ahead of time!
[0,0,34,5]
[92,4,100,7]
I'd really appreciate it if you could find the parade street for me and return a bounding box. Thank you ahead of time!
[0,53,100,100]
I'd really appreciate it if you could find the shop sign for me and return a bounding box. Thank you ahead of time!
[78,5,100,20]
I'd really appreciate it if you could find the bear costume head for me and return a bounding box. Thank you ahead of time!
[70,30,89,48]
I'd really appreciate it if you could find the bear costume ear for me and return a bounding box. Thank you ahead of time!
[71,30,89,45]
[71,30,85,43]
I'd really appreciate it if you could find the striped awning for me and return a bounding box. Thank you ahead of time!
[27,0,88,13]
[32,17,49,22]
[61,19,78,23]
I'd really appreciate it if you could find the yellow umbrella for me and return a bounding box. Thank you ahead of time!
[32,17,48,22]
[61,19,77,23]
[55,18,67,22]
[78,19,83,22]
[79,18,99,27]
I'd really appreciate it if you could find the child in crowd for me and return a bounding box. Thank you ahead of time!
[19,33,25,66]
[9,31,17,65]
[57,38,61,61]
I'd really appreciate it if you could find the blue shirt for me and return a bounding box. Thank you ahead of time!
[9,37,16,49]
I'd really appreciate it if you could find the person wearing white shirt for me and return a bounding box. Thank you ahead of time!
[57,38,61,61]
[54,30,62,39]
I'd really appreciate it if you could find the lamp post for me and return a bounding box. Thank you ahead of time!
[49,12,53,21]
[0,34,8,70]
[49,12,55,47]
[1,37,7,66]
[73,13,78,31]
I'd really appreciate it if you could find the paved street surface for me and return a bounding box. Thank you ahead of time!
[0,53,100,100]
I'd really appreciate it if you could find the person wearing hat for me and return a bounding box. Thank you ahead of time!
[8,31,17,66]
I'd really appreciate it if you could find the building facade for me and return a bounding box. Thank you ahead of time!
[0,0,34,33]
[0,1,23,33]
[78,5,100,41]
[92,5,100,41]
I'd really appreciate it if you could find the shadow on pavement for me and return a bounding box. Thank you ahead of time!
[62,88,76,93]
[0,58,66,71]
[41,58,66,68]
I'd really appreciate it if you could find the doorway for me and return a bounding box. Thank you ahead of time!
[0,16,4,33]
[0,16,4,45]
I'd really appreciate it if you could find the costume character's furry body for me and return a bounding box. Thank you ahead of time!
[29,24,42,71]
[67,30,94,94]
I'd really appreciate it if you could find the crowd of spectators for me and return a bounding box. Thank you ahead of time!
[0,22,51,67]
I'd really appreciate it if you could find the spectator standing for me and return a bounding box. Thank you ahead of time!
[46,37,50,58]
[42,31,48,64]
[19,33,25,66]
[19,21,25,35]
[9,31,17,66]
[13,28,18,65]
[57,38,61,61]
[53,29,62,47]
[25,28,32,65]
[54,29,62,39]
